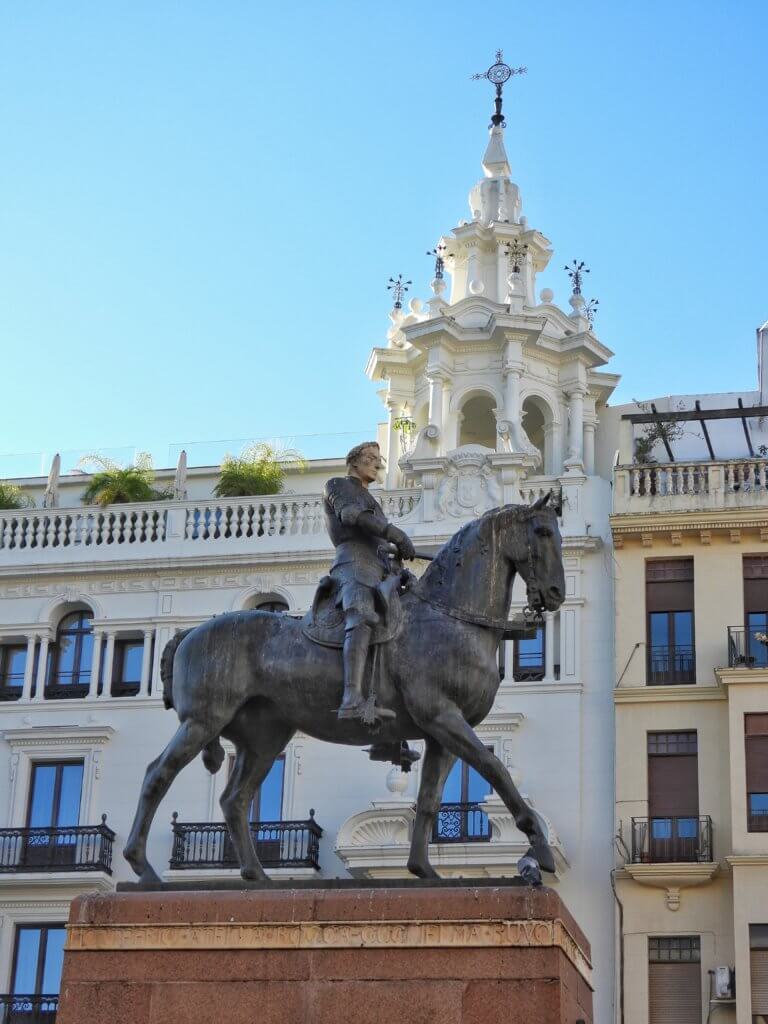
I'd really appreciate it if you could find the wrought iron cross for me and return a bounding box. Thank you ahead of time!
[565,259,590,295]
[584,298,599,325]
[387,274,412,309]
[506,240,528,274]
[472,49,527,128]
[427,244,450,280]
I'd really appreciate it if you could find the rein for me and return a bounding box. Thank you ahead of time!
[409,586,539,631]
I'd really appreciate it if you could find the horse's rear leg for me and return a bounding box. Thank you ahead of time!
[407,738,455,880]
[419,704,556,874]
[220,710,294,881]
[124,719,212,885]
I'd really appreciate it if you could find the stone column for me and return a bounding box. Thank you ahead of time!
[564,386,587,470]
[385,399,401,489]
[34,636,50,702]
[101,632,116,699]
[21,634,37,701]
[88,632,103,699]
[543,612,556,683]
[427,373,445,433]
[583,419,596,475]
[139,629,154,697]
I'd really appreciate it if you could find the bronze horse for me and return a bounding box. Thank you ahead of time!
[124,495,565,884]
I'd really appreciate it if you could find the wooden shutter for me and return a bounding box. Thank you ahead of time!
[746,715,768,791]
[646,560,694,612]
[745,557,768,613]
[751,951,768,1015]
[649,756,698,816]
[649,963,701,1023]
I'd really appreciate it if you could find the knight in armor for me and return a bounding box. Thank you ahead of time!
[323,441,415,722]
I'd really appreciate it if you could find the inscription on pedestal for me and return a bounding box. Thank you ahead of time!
[66,916,592,987]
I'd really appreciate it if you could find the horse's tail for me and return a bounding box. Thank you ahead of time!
[161,628,226,774]
[160,629,193,710]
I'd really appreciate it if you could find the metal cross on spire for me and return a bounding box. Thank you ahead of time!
[387,274,412,310]
[565,259,590,296]
[471,49,527,128]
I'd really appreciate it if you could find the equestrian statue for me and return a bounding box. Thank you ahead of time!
[124,441,566,885]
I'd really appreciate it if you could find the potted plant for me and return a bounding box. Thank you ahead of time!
[77,453,173,507]
[213,442,305,498]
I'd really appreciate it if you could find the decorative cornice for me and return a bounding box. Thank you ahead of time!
[2,725,115,747]
[614,684,727,704]
[715,667,768,687]
[726,855,768,867]
[0,872,115,895]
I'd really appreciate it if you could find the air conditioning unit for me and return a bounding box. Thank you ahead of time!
[713,966,736,999]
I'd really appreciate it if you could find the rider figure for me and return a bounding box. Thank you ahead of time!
[323,441,415,722]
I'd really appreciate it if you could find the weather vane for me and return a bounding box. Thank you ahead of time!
[584,298,599,325]
[506,240,528,274]
[565,259,590,295]
[387,273,412,309]
[427,244,451,280]
[471,49,527,128]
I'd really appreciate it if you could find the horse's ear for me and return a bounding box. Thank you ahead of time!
[532,491,552,510]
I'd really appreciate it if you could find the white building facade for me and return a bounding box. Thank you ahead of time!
[0,106,622,1021]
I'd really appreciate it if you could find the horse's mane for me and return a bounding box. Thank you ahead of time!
[418,503,535,592]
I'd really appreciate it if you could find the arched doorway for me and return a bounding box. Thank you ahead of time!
[459,393,497,449]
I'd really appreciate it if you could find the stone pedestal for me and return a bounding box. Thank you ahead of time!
[57,881,592,1024]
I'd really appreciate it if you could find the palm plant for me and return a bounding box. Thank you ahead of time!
[78,453,173,507]
[214,442,305,498]
[0,482,34,510]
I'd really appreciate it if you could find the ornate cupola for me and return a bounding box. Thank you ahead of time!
[366,52,618,518]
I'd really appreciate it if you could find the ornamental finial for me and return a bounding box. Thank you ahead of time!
[471,49,527,128]
[584,298,599,326]
[426,244,451,280]
[565,259,590,296]
[387,274,411,310]
[506,240,529,274]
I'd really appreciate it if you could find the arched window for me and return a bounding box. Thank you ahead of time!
[459,394,497,449]
[47,610,94,698]
[243,594,289,613]
[522,397,546,467]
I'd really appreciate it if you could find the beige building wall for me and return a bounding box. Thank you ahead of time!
[612,517,768,1024]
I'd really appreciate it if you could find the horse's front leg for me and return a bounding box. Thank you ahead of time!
[417,703,556,874]
[407,738,456,880]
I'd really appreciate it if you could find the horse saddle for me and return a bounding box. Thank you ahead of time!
[301,574,404,649]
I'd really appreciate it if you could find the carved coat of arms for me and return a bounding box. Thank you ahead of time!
[436,447,502,518]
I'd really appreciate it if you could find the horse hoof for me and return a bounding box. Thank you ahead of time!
[529,842,556,875]
[407,861,440,881]
[138,865,163,886]
[241,867,269,882]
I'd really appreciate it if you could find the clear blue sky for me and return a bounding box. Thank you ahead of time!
[1,1,766,475]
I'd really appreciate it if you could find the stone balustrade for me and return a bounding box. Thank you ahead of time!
[0,490,422,566]
[613,459,768,515]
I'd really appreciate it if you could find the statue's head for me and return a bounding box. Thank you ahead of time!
[346,442,383,486]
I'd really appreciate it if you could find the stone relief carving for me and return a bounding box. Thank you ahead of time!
[436,448,502,518]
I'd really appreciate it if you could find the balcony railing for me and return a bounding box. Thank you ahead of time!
[727,625,768,668]
[631,816,713,863]
[432,803,491,843]
[0,490,421,564]
[0,818,115,873]
[169,813,322,871]
[613,458,768,514]
[0,995,58,1023]
[647,645,696,684]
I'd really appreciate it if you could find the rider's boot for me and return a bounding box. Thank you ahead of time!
[338,624,395,722]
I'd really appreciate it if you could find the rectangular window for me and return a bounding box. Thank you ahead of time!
[11,924,66,999]
[111,638,144,697]
[0,644,26,701]
[647,732,700,862]
[646,560,695,684]
[751,925,768,1018]
[648,936,701,1024]
[513,625,545,681]
[24,761,84,869]
[435,755,492,841]
[746,714,768,832]
[744,558,768,666]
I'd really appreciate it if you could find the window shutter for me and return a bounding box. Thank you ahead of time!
[646,560,694,612]
[648,963,701,1023]
[649,755,699,817]
[751,950,768,1015]
[747,716,768,791]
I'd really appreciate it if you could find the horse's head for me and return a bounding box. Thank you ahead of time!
[501,492,565,614]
